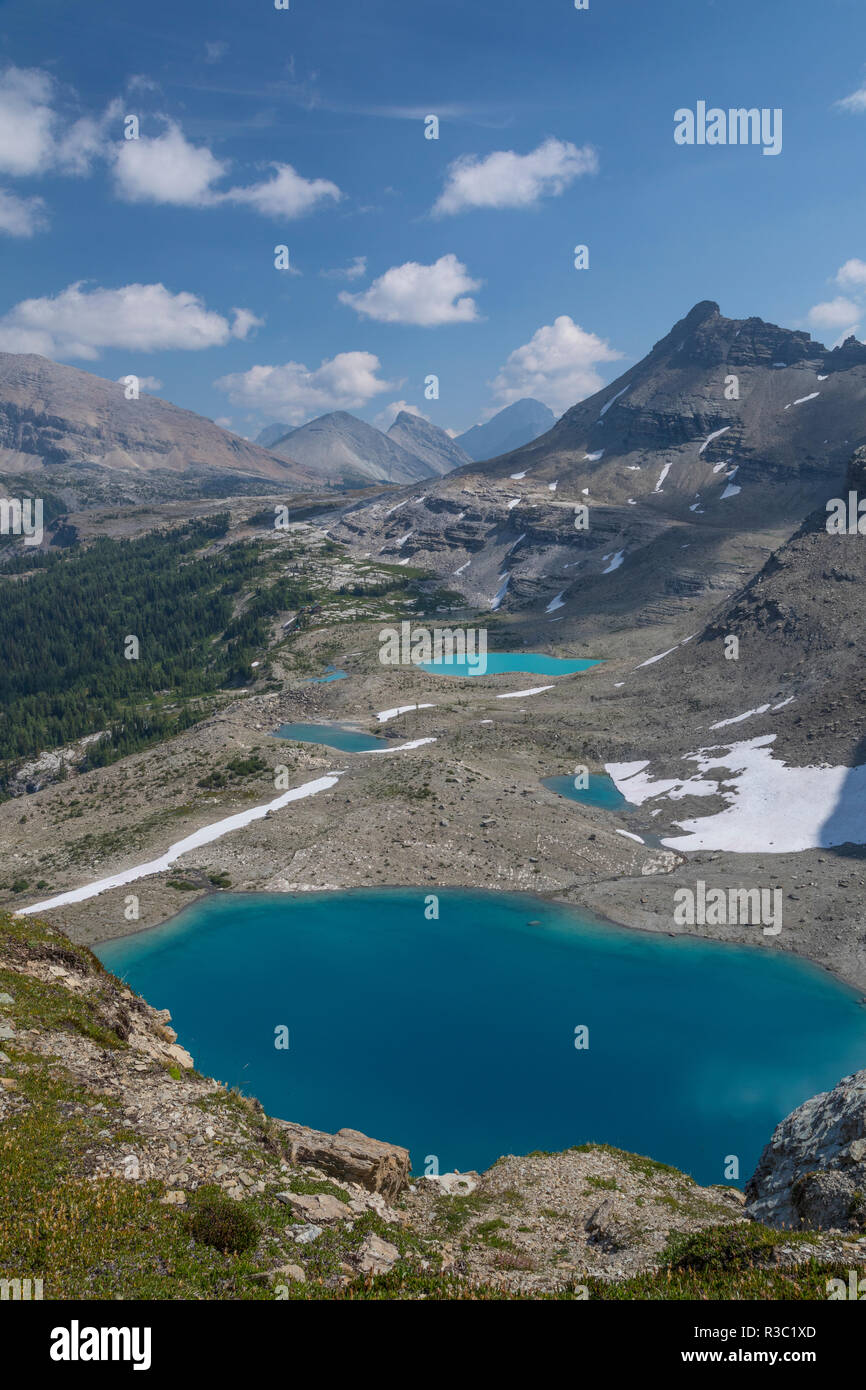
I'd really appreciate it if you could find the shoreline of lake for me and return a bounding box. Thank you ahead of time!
[95,886,866,1185]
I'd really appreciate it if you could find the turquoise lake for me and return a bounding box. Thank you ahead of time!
[304,666,348,684]
[96,889,866,1185]
[543,773,629,811]
[274,722,389,753]
[418,652,600,678]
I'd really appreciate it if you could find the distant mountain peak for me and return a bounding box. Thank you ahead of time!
[387,411,471,476]
[268,409,435,485]
[455,398,556,462]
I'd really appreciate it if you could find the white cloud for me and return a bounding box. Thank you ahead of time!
[0,188,48,236]
[204,41,229,64]
[807,295,860,329]
[803,260,866,344]
[835,258,866,290]
[432,137,598,216]
[320,256,367,280]
[226,162,341,218]
[806,296,861,343]
[216,351,396,424]
[59,112,116,176]
[0,68,340,224]
[214,415,232,428]
[373,400,429,429]
[229,307,264,339]
[0,67,56,176]
[0,66,115,178]
[339,253,481,325]
[113,122,228,206]
[835,83,866,113]
[114,132,343,217]
[0,282,260,360]
[489,315,624,415]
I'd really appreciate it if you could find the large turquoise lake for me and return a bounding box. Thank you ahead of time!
[418,652,600,678]
[97,889,866,1185]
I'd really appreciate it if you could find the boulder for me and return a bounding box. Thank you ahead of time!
[351,1233,400,1275]
[745,1069,866,1230]
[275,1121,410,1198]
[289,1223,323,1244]
[275,1191,350,1224]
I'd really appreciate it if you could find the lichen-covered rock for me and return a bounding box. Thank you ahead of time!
[745,1069,866,1231]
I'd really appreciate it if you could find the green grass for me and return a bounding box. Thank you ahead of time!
[586,1224,848,1300]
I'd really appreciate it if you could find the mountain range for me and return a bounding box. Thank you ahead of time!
[331,301,863,635]
[254,397,554,484]
[0,348,559,510]
[0,352,324,506]
[261,410,459,486]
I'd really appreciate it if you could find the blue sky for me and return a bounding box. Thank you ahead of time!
[0,0,865,438]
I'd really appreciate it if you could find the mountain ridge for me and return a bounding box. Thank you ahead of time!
[330,301,863,630]
[0,352,320,500]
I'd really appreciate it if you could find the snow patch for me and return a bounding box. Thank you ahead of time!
[598,385,629,418]
[699,426,731,455]
[491,573,511,611]
[610,735,866,853]
[654,461,672,492]
[17,774,346,914]
[366,737,438,754]
[496,685,555,700]
[710,704,771,730]
[376,704,436,723]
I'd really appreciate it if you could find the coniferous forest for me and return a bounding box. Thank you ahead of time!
[0,517,312,786]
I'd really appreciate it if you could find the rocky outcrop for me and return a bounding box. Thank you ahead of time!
[745,1070,866,1231]
[275,1121,410,1198]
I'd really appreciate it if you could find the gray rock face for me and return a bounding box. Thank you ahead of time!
[745,1069,866,1231]
[387,410,471,476]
